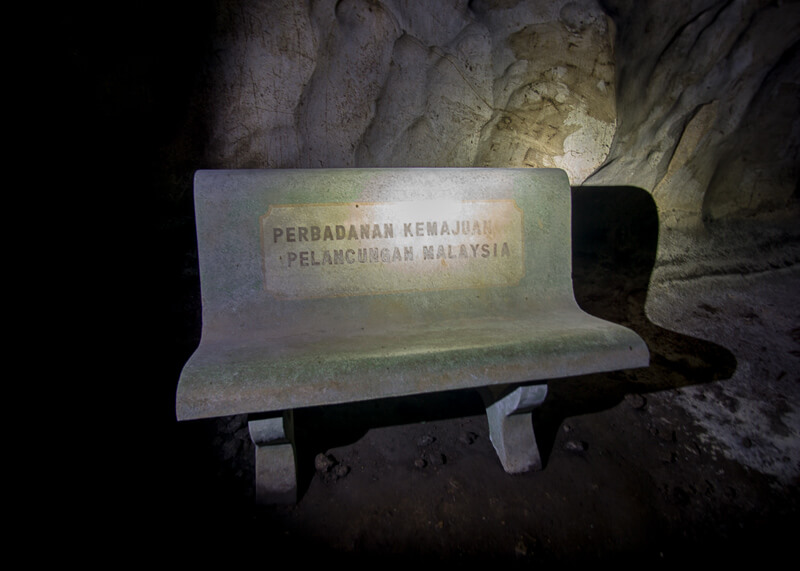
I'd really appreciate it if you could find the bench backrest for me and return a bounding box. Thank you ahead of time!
[193,168,576,342]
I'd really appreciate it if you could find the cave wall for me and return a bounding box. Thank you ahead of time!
[590,0,799,227]
[188,0,799,297]
[201,0,619,183]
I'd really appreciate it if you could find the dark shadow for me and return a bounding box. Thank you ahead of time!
[532,186,737,466]
[292,388,487,497]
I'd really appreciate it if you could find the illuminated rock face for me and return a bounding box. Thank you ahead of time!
[201,0,798,244]
[585,0,800,230]
[204,0,617,185]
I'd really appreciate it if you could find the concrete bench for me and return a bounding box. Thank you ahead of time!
[176,168,649,504]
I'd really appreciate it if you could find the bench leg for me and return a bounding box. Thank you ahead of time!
[248,411,297,505]
[480,384,548,474]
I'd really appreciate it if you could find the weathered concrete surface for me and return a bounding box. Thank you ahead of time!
[481,383,550,472]
[249,413,297,504]
[176,169,648,421]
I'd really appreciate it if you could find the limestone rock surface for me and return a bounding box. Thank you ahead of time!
[203,0,618,184]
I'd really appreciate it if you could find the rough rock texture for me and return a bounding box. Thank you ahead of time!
[202,0,618,183]
[589,0,799,229]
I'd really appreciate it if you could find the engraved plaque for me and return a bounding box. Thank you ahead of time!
[260,199,524,299]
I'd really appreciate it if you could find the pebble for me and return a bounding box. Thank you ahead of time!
[564,440,588,453]
[625,393,647,409]
[314,453,336,472]
[315,452,350,482]
[332,463,350,478]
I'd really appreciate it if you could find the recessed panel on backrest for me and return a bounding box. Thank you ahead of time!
[193,168,575,341]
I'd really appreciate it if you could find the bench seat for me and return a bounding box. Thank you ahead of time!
[177,308,645,420]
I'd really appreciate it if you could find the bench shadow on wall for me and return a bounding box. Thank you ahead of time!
[529,185,738,459]
[288,185,737,496]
